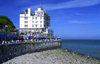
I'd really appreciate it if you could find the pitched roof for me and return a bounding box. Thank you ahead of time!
[20,10,28,14]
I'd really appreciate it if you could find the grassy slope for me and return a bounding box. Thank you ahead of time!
[0,16,16,29]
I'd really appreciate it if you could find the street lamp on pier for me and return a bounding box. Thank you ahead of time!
[5,25,8,42]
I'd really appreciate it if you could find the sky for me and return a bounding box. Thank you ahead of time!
[0,0,100,39]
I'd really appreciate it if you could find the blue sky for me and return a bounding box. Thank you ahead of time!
[0,0,100,39]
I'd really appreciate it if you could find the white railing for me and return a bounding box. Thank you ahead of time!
[0,39,61,45]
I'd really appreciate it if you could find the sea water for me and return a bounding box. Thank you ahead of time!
[61,40,100,59]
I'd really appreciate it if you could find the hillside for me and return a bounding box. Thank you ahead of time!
[0,16,16,29]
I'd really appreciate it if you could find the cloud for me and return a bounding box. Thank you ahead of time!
[68,21,94,24]
[29,0,100,10]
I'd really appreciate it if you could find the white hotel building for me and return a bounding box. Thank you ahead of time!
[19,7,53,37]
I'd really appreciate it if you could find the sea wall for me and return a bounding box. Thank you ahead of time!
[0,41,61,63]
[3,49,100,64]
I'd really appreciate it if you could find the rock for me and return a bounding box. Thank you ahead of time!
[3,49,100,64]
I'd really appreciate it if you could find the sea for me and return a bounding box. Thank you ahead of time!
[61,40,100,59]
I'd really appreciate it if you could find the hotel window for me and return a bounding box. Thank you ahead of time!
[32,21,34,23]
[40,21,42,23]
[24,21,28,23]
[24,17,28,19]
[24,25,28,27]
[40,17,42,19]
[32,25,34,27]
[35,25,37,27]
[32,17,34,19]
[40,25,42,27]
[35,21,38,23]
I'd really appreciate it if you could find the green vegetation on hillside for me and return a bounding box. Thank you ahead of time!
[0,16,16,29]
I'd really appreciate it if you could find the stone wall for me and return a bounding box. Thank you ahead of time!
[0,41,61,63]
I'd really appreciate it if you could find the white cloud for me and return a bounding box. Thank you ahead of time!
[68,21,94,24]
[29,0,100,10]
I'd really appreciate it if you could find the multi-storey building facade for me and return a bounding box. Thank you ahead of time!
[19,7,53,37]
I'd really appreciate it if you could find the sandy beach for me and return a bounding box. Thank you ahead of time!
[3,49,100,64]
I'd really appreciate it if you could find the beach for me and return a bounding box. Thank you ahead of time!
[3,49,100,64]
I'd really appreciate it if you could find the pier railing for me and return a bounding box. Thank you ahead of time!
[0,39,61,45]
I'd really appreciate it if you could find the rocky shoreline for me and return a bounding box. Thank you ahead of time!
[65,48,100,60]
[3,49,100,64]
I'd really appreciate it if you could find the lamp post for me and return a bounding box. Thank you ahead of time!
[5,25,8,43]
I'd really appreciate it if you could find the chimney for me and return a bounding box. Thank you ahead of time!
[38,8,42,11]
[28,8,31,16]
